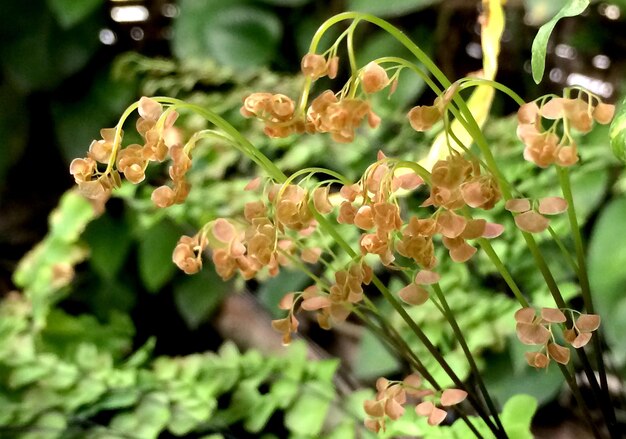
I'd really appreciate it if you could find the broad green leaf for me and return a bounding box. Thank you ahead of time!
[610,95,626,163]
[137,219,182,292]
[348,0,440,17]
[84,213,132,280]
[173,0,282,68]
[47,0,103,28]
[588,195,626,362]
[173,268,230,329]
[530,0,590,83]
[51,69,136,162]
[501,394,537,438]
[284,383,332,436]
[353,328,400,379]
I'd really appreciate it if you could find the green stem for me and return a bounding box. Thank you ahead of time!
[431,283,505,433]
[476,239,529,308]
[558,363,604,439]
[355,305,487,439]
[371,276,504,437]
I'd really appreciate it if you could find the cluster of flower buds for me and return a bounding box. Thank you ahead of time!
[364,375,467,432]
[505,196,568,233]
[70,97,184,212]
[240,92,304,138]
[172,233,208,275]
[242,55,391,144]
[515,307,600,369]
[517,92,615,168]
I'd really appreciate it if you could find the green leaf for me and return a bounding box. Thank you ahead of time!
[353,328,400,379]
[588,195,626,362]
[501,394,537,439]
[173,0,282,68]
[348,0,440,17]
[137,219,182,292]
[51,69,136,162]
[284,384,332,437]
[47,0,104,28]
[84,213,132,280]
[530,0,590,83]
[610,95,626,163]
[174,267,230,329]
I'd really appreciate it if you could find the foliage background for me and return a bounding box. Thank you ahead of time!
[1,0,625,437]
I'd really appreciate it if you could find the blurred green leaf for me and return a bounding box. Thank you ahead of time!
[501,394,537,439]
[257,0,311,6]
[1,5,101,92]
[84,213,132,280]
[610,95,626,164]
[0,83,28,185]
[530,0,589,83]
[47,0,103,28]
[353,328,400,379]
[173,268,231,329]
[588,195,626,363]
[137,219,182,293]
[174,0,282,68]
[284,382,332,436]
[51,69,136,162]
[348,0,440,17]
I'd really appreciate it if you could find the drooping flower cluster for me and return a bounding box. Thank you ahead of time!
[363,375,467,432]
[70,97,184,212]
[517,91,615,168]
[515,307,601,369]
[241,55,393,143]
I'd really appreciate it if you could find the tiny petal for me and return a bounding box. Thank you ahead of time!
[244,177,261,191]
[541,307,566,323]
[515,307,536,323]
[593,103,615,124]
[364,400,385,418]
[449,241,477,263]
[538,197,568,215]
[415,401,434,416]
[525,351,550,368]
[414,270,440,285]
[398,283,429,306]
[576,314,601,332]
[516,322,551,345]
[483,222,505,238]
[138,97,163,120]
[505,198,531,213]
[408,105,441,131]
[301,296,331,311]
[518,102,540,124]
[313,186,333,214]
[572,332,593,348]
[547,342,570,365]
[301,247,322,264]
[428,407,448,426]
[402,373,422,389]
[213,219,236,243]
[376,377,390,393]
[278,293,295,310]
[440,389,468,406]
[540,98,566,119]
[514,211,549,233]
[385,397,405,420]
[460,219,486,240]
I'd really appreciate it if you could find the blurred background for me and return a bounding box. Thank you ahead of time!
[1,1,625,437]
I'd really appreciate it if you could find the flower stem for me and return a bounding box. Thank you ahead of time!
[431,283,506,433]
